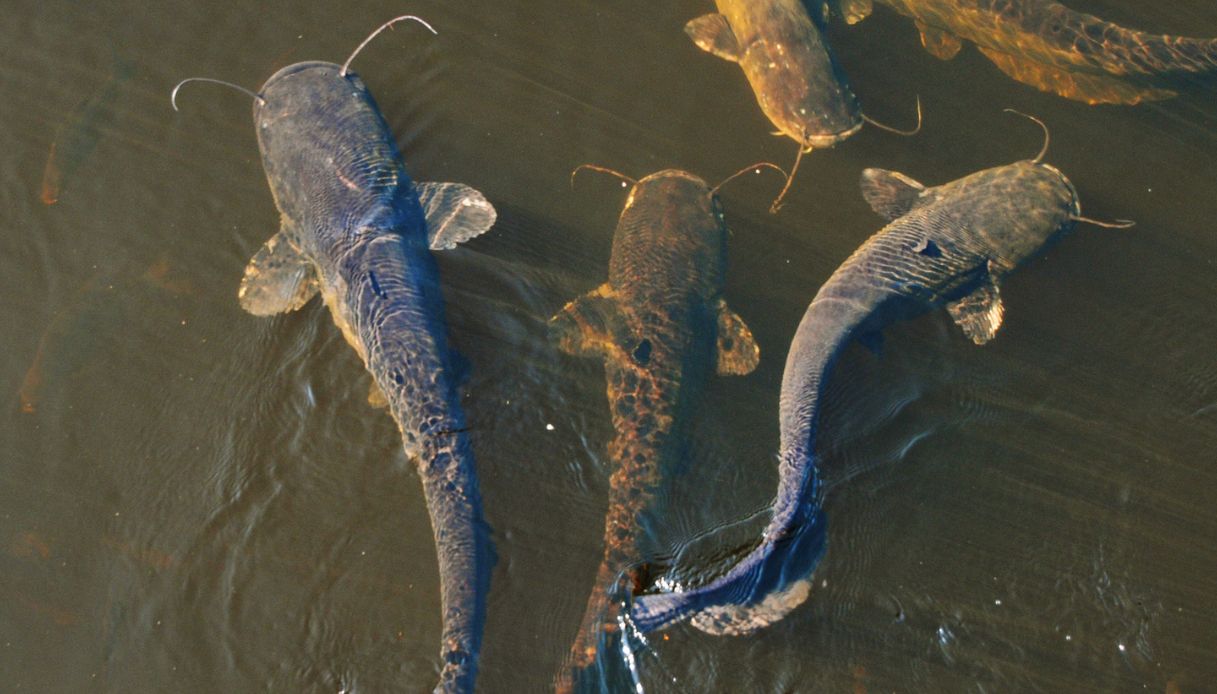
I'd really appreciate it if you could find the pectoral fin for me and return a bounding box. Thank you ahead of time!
[685,14,742,62]
[416,182,498,250]
[238,224,319,316]
[916,21,962,60]
[716,299,760,376]
[976,47,1175,105]
[368,379,390,409]
[548,283,624,358]
[839,0,873,24]
[859,168,928,221]
[946,269,1004,345]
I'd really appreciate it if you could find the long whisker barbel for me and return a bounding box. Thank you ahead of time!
[1072,215,1135,229]
[1004,108,1050,163]
[170,77,265,111]
[570,164,638,189]
[341,15,438,77]
[710,161,789,195]
[769,140,811,213]
[862,95,923,136]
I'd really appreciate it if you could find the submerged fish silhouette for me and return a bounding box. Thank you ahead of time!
[175,17,497,693]
[632,117,1122,634]
[550,169,760,691]
[40,58,133,205]
[840,0,1217,104]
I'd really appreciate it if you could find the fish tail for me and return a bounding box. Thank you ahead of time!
[415,432,493,693]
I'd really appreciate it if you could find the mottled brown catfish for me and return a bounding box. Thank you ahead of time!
[549,170,761,691]
[839,0,1217,104]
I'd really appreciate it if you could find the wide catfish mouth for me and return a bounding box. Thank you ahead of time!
[801,120,864,148]
[258,60,348,94]
[1037,162,1082,218]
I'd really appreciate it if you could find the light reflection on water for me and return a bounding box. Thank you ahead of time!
[2,1,1217,692]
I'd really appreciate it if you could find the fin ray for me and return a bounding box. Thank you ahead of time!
[685,14,742,62]
[716,299,760,376]
[417,182,498,250]
[859,168,927,221]
[238,224,319,316]
[946,267,1004,345]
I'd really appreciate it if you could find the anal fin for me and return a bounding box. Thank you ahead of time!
[916,21,962,61]
[685,14,742,62]
[839,0,873,24]
[238,223,319,316]
[977,47,1175,105]
[715,299,760,376]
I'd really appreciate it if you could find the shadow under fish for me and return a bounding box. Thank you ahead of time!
[173,17,496,694]
[41,58,134,205]
[630,114,1130,635]
[550,167,762,692]
[839,0,1217,104]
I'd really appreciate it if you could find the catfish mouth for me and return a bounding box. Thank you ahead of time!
[799,120,864,149]
[258,60,344,93]
[1038,162,1082,218]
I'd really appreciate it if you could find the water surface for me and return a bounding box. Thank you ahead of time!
[2,1,1216,691]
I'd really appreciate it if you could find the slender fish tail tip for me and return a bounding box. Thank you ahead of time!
[341,16,438,76]
[769,142,809,213]
[169,77,265,112]
[862,95,923,137]
[1003,109,1051,163]
[569,164,637,190]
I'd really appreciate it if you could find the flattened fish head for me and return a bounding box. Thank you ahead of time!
[950,160,1081,268]
[740,39,862,148]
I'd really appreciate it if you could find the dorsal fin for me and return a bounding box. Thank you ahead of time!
[859,168,927,221]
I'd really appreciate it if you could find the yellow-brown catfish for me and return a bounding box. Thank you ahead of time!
[838,0,1217,104]
[550,169,761,691]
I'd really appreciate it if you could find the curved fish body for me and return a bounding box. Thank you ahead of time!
[238,61,497,692]
[843,0,1217,103]
[687,0,862,148]
[549,171,760,690]
[632,157,1085,634]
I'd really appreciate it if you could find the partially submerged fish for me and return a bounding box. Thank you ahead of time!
[631,115,1128,634]
[41,58,133,205]
[686,0,862,209]
[550,167,762,690]
[173,17,496,693]
[840,0,1217,104]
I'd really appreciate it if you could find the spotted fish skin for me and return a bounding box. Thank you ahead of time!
[687,0,862,147]
[550,171,758,691]
[632,159,1084,634]
[868,0,1217,103]
[247,61,494,694]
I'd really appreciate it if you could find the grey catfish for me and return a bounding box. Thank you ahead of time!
[176,18,497,693]
[839,0,1217,104]
[549,169,760,691]
[631,121,1122,634]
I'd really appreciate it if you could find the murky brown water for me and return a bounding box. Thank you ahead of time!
[3,1,1216,692]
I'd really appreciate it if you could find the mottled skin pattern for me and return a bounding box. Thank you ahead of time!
[552,172,742,691]
[866,0,1217,102]
[632,159,1081,633]
[253,62,491,693]
[704,0,862,147]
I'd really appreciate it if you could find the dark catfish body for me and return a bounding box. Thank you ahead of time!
[550,171,759,689]
[237,61,497,692]
[687,0,862,147]
[632,157,1083,634]
[841,0,1217,103]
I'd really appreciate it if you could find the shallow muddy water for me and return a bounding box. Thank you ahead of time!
[2,1,1216,692]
